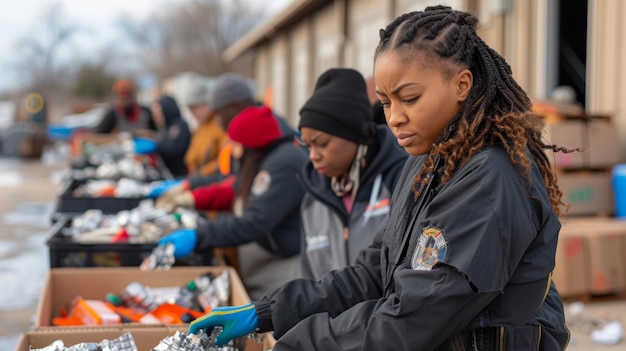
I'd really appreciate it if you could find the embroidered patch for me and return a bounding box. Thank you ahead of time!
[411,226,447,270]
[251,170,271,196]
[306,234,330,251]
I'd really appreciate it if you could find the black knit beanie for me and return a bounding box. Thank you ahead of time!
[299,68,374,143]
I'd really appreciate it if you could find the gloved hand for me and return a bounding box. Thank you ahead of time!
[158,228,197,259]
[155,190,195,212]
[133,137,157,154]
[188,303,258,346]
[147,179,186,198]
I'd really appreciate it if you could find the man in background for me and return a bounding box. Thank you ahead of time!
[92,78,156,134]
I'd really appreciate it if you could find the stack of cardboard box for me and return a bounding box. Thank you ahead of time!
[542,114,620,216]
[538,103,626,299]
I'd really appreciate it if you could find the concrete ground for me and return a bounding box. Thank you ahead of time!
[1,155,626,350]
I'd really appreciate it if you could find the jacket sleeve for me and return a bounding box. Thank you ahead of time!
[273,267,498,351]
[254,225,385,337]
[269,150,543,350]
[192,175,236,211]
[194,150,305,250]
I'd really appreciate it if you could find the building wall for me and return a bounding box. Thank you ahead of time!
[313,5,343,79]
[246,0,625,151]
[289,21,313,124]
[254,50,270,105]
[397,0,463,14]
[346,0,390,78]
[588,0,626,159]
[268,36,289,119]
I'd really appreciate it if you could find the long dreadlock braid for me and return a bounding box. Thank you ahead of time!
[376,5,573,216]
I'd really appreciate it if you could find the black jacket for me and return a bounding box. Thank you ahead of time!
[93,103,155,134]
[255,145,569,350]
[156,96,191,177]
[194,139,308,257]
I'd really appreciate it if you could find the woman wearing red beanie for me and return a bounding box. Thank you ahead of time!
[159,105,309,299]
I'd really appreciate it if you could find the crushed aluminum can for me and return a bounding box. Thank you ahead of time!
[150,328,249,351]
[140,242,176,271]
[29,332,138,351]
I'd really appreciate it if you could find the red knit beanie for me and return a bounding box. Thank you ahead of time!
[228,106,282,149]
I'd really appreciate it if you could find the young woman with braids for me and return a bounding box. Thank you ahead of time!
[184,6,571,350]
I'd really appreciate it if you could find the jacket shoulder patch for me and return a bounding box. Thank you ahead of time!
[251,170,271,196]
[411,226,447,270]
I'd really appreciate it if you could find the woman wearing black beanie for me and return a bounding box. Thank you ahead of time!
[295,68,407,280]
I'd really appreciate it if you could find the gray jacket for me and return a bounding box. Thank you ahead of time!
[298,126,406,280]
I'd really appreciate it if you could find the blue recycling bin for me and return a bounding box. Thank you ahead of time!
[612,164,626,218]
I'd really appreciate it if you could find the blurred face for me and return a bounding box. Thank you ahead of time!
[374,51,472,155]
[114,92,134,109]
[189,102,211,124]
[299,127,358,178]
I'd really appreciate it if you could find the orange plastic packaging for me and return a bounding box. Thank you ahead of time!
[53,296,121,326]
[148,303,205,324]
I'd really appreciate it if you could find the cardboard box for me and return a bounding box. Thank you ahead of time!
[558,218,626,295]
[543,120,585,169]
[36,266,249,329]
[15,326,274,351]
[585,118,621,169]
[584,230,625,294]
[557,172,614,216]
[553,231,588,298]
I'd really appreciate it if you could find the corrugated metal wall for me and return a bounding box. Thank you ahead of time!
[397,0,463,14]
[289,21,313,124]
[346,0,390,78]
[268,36,289,119]
[588,0,626,159]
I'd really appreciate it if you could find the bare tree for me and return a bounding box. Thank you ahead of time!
[118,0,266,81]
[13,3,82,95]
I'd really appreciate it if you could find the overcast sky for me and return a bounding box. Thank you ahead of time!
[0,0,293,93]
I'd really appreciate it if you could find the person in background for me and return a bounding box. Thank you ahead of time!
[182,77,228,177]
[92,78,156,134]
[296,68,407,281]
[150,95,191,177]
[151,72,299,207]
[183,6,571,350]
[158,105,308,300]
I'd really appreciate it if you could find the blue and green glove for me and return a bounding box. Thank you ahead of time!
[188,303,258,346]
[158,228,197,259]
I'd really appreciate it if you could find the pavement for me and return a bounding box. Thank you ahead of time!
[2,152,626,350]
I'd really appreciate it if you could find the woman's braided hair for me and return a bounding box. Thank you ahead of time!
[375,5,573,216]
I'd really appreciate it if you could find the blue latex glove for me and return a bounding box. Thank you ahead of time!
[147,179,184,198]
[133,137,157,154]
[188,303,258,346]
[158,228,197,259]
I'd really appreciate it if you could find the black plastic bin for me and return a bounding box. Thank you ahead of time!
[51,179,148,221]
[46,216,213,268]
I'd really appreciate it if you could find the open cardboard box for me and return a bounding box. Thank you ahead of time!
[36,266,249,329]
[15,325,274,351]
